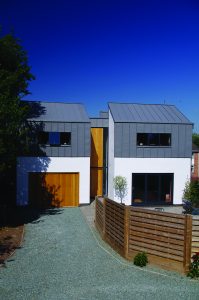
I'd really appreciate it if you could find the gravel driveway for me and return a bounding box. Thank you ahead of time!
[0,207,199,300]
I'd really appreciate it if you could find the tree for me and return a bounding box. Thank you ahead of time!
[193,133,199,148]
[182,180,199,214]
[113,176,128,204]
[0,32,35,205]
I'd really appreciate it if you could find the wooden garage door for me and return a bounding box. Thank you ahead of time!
[29,173,79,208]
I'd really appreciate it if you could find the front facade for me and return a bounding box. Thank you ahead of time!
[108,103,193,206]
[17,101,193,207]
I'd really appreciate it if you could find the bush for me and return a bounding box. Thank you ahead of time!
[187,252,199,279]
[182,180,199,213]
[133,252,148,267]
[182,199,193,214]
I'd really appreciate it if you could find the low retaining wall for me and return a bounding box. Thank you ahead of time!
[95,197,197,274]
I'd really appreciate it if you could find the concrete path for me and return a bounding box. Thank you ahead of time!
[0,207,199,300]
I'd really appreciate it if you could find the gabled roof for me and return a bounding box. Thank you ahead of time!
[108,102,192,124]
[24,101,90,122]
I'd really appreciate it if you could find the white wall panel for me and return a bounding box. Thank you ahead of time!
[17,157,90,205]
[113,157,191,205]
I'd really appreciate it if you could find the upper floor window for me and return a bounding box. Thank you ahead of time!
[38,132,71,146]
[137,133,171,147]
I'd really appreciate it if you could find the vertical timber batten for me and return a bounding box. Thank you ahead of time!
[184,214,192,273]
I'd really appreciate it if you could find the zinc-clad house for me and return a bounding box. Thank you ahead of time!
[108,103,193,206]
[17,101,90,207]
[17,101,193,208]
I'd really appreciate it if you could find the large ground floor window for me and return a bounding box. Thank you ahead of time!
[132,173,173,205]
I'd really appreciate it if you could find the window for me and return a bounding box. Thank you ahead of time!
[60,132,71,145]
[132,173,173,205]
[38,132,71,146]
[137,133,171,147]
[49,132,60,145]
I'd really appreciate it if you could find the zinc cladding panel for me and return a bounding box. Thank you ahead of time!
[34,121,90,157]
[90,118,109,128]
[114,122,192,158]
[77,124,85,156]
[99,111,109,118]
[84,123,91,156]
[71,123,78,157]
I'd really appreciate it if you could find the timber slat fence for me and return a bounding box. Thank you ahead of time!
[95,197,199,274]
[192,216,199,256]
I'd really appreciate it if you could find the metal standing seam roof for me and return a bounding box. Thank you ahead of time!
[24,101,90,122]
[108,102,193,124]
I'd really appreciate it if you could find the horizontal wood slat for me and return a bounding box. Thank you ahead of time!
[131,216,185,229]
[105,222,124,239]
[191,217,199,256]
[130,231,184,246]
[129,227,184,241]
[130,207,185,219]
[130,221,184,235]
[130,210,185,224]
[129,235,184,253]
[129,245,183,262]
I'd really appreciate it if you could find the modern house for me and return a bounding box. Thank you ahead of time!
[17,101,193,207]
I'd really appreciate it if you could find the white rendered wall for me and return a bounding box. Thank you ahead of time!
[108,111,115,199]
[17,157,90,206]
[113,157,191,206]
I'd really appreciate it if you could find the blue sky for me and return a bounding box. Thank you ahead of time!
[1,0,199,130]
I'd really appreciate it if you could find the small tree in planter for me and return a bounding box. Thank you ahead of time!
[113,176,128,204]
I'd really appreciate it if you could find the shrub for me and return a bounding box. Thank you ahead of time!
[133,252,148,267]
[182,199,193,214]
[187,252,199,279]
[182,180,199,213]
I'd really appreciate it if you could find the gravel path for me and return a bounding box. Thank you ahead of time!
[0,207,198,300]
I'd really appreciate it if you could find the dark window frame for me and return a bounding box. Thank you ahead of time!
[132,173,174,206]
[137,133,171,147]
[38,131,71,147]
